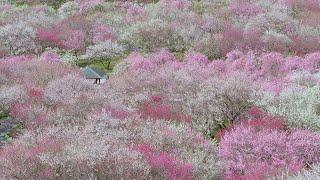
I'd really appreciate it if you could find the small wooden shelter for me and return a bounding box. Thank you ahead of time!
[82,66,108,84]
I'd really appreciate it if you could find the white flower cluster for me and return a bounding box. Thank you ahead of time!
[0,85,25,111]
[0,21,38,55]
[81,40,125,60]
[44,74,94,106]
[58,1,79,18]
[257,86,320,130]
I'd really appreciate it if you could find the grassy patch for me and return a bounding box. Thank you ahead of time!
[6,122,24,138]
[0,118,24,143]
[0,110,9,120]
[76,56,123,74]
[0,110,24,143]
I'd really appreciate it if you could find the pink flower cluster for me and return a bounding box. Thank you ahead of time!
[40,51,60,62]
[36,16,117,52]
[136,144,194,180]
[1,1,320,179]
[137,95,191,122]
[229,1,262,18]
[215,107,286,140]
[219,126,320,179]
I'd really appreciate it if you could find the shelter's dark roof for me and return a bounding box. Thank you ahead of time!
[82,66,106,79]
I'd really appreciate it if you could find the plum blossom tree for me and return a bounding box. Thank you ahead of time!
[0,21,38,55]
[219,126,320,179]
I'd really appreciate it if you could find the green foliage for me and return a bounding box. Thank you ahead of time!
[10,0,67,9]
[208,118,230,138]
[192,1,204,14]
[0,110,8,119]
[76,56,122,73]
[0,117,23,143]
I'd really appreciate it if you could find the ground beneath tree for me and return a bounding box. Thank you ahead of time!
[0,117,21,145]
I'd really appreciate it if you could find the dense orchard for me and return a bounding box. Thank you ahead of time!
[1,0,320,179]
